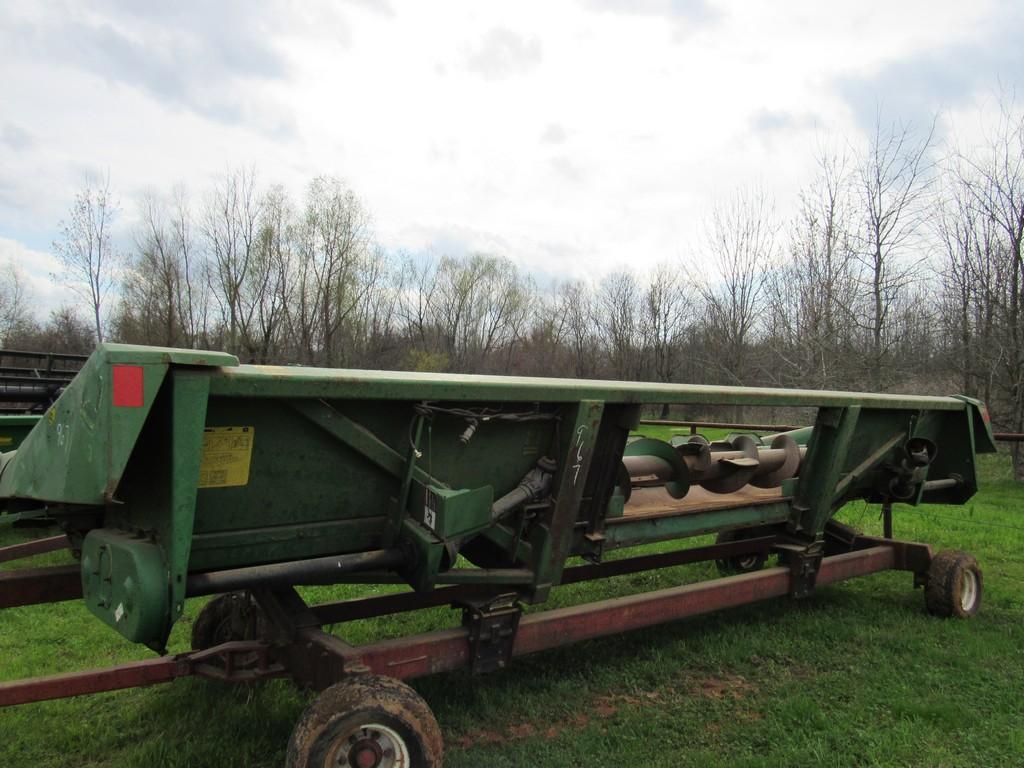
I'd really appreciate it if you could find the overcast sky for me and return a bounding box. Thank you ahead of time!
[1,0,1021,314]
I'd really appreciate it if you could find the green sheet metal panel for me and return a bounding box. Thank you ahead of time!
[0,415,39,451]
[209,363,966,409]
[0,345,236,506]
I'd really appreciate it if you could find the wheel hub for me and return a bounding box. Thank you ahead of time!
[960,569,978,612]
[336,724,408,768]
[349,739,383,768]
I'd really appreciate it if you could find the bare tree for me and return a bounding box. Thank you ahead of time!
[412,253,532,372]
[958,96,1024,477]
[597,270,643,380]
[53,174,119,343]
[766,145,858,389]
[854,113,935,390]
[936,164,1000,400]
[640,264,689,384]
[693,187,776,404]
[202,167,264,354]
[0,260,30,346]
[292,177,376,366]
[639,264,692,416]
[557,280,600,378]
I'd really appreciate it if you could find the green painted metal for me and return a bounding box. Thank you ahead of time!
[209,363,965,409]
[81,528,167,643]
[0,345,235,506]
[0,343,996,648]
[600,501,794,549]
[0,415,39,451]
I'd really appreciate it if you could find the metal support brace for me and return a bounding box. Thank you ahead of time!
[461,593,522,674]
[777,540,825,598]
[253,587,368,690]
[533,400,604,598]
[794,406,861,536]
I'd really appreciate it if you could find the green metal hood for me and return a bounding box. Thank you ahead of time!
[0,344,237,506]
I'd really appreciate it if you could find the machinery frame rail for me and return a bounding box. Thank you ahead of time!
[0,539,922,708]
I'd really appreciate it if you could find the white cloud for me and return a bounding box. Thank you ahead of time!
[0,0,1020,313]
[0,238,78,316]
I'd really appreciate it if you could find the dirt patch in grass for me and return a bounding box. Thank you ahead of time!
[684,672,758,701]
[453,672,757,748]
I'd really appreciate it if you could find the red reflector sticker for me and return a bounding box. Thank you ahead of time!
[112,365,144,408]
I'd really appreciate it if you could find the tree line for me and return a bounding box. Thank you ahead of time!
[1,101,1023,477]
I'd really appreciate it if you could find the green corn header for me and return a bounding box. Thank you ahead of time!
[0,343,999,767]
[0,344,995,650]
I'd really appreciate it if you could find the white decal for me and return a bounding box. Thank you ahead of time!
[572,425,588,485]
[114,602,125,623]
[424,490,437,530]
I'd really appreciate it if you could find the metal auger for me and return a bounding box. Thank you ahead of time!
[620,431,807,500]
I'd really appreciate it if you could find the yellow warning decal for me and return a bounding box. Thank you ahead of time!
[198,426,254,488]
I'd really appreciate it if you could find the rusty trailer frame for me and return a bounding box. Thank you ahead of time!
[0,532,925,709]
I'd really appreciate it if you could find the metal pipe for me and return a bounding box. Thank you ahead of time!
[0,534,70,564]
[185,549,406,596]
[435,568,535,585]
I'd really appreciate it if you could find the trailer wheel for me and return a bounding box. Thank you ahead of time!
[925,550,983,618]
[191,592,269,650]
[715,529,768,575]
[287,675,443,768]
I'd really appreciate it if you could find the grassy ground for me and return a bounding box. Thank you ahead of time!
[1,430,1022,767]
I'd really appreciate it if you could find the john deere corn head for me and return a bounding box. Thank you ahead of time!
[0,344,996,767]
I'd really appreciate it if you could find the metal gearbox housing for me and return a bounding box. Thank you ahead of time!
[80,528,168,646]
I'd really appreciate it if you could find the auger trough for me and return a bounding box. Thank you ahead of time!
[0,344,996,767]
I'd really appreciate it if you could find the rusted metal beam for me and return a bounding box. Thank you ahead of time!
[851,535,932,573]
[0,564,81,608]
[0,656,188,707]
[0,641,286,707]
[355,546,897,679]
[0,545,900,708]
[0,534,70,564]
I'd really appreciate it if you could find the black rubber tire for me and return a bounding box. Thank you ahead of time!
[925,550,983,618]
[287,675,443,768]
[190,592,269,651]
[715,528,769,575]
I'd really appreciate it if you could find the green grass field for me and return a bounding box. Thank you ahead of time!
[1,430,1022,767]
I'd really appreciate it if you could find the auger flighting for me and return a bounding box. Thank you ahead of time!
[620,431,809,501]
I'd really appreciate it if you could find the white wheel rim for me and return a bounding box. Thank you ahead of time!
[960,570,978,612]
[331,723,410,768]
[737,555,759,570]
